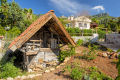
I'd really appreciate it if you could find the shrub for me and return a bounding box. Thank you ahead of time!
[66,28,96,36]
[0,62,22,79]
[116,49,120,80]
[107,48,114,53]
[58,45,75,62]
[76,39,83,46]
[81,44,98,60]
[0,27,6,36]
[97,29,106,39]
[7,27,21,39]
[83,29,93,36]
[0,55,22,79]
[67,28,107,38]
[71,68,84,80]
[66,27,81,36]
[65,64,113,80]
[84,67,113,80]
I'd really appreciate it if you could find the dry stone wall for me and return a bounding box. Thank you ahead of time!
[106,33,120,47]
[28,50,59,72]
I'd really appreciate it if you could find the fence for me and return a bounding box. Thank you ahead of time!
[67,28,107,42]
[0,33,17,53]
[67,29,97,36]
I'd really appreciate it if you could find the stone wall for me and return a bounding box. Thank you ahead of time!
[106,33,120,45]
[72,33,98,43]
[31,51,59,63]
[28,50,59,72]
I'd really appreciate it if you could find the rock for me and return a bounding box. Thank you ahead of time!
[64,57,70,63]
[52,61,58,66]
[56,65,60,68]
[46,61,58,66]
[21,75,26,80]
[45,70,50,73]
[38,58,43,63]
[97,52,103,57]
[29,65,34,69]
[28,74,35,78]
[93,60,97,64]
[6,77,13,80]
[15,76,21,79]
[110,53,117,59]
[35,64,43,69]
[35,74,42,77]
[109,52,114,55]
[102,53,108,57]
[60,63,65,66]
[50,68,55,71]
[106,52,113,56]
[33,68,41,71]
[28,69,33,72]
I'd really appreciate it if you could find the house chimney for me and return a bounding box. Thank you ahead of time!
[48,10,55,13]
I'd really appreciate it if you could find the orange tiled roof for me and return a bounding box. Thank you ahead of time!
[0,36,4,39]
[9,10,76,51]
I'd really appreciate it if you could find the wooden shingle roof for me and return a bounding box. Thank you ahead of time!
[9,10,76,51]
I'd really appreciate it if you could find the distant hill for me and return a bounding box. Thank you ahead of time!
[91,13,118,24]
[92,13,110,18]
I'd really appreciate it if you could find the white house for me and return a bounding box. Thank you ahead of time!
[68,16,92,29]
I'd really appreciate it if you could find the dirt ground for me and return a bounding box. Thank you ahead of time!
[73,56,118,79]
[28,46,118,80]
[75,46,118,79]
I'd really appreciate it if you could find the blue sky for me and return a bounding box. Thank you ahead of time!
[8,0,120,17]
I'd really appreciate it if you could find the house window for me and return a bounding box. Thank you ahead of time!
[79,23,82,27]
[84,23,87,27]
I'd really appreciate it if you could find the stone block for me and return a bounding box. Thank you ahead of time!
[6,77,13,80]
[97,52,103,57]
[60,63,65,66]
[35,64,43,69]
[28,74,35,78]
[102,53,108,58]
[35,74,42,77]
[15,76,21,79]
[110,53,117,59]
[45,70,50,73]
[28,69,33,72]
[64,57,70,63]
[50,68,55,71]
[38,58,43,63]
[56,65,60,68]
[21,75,26,80]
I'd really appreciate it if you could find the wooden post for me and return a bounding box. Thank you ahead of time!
[51,32,53,38]
[23,52,26,69]
[33,41,35,50]
[58,37,60,48]
[26,55,29,70]
[44,52,45,61]
[26,44,29,52]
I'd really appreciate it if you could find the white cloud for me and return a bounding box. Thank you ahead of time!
[92,5,105,12]
[50,0,91,15]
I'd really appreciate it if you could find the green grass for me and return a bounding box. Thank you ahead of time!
[64,64,113,80]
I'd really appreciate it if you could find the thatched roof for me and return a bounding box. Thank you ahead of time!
[9,10,76,51]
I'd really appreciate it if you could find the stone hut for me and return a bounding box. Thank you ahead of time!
[8,10,76,71]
